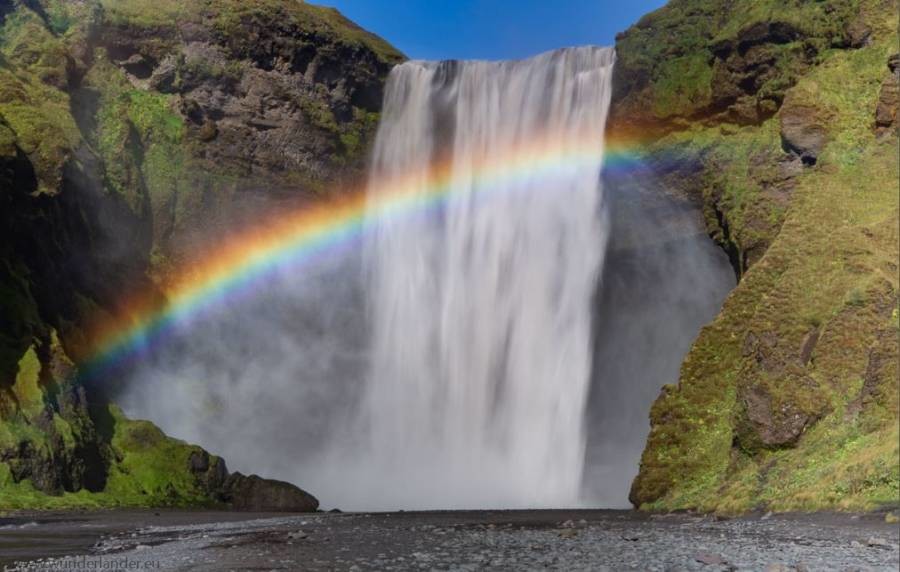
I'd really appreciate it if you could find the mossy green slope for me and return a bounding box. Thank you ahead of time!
[0,335,224,510]
[621,0,900,512]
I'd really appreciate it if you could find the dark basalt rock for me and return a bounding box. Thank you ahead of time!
[221,472,319,513]
[736,380,827,450]
[188,449,319,510]
[188,450,228,492]
[779,98,828,165]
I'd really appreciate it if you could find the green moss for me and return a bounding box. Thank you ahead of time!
[759,418,900,511]
[210,0,402,65]
[177,54,244,87]
[652,52,714,118]
[636,66,900,513]
[300,96,340,135]
[614,0,862,129]
[101,405,218,507]
[645,117,786,270]
[0,334,225,510]
[125,91,184,143]
[43,0,76,35]
[98,0,189,30]
[84,51,186,215]
[632,1,899,511]
[709,0,858,45]
[0,5,82,194]
[0,8,69,86]
[11,346,44,419]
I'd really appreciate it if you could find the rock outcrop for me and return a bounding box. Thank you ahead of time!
[221,473,319,513]
[779,95,829,165]
[875,53,899,135]
[614,0,900,512]
[0,0,398,510]
[88,0,403,282]
[611,0,862,135]
[186,451,319,512]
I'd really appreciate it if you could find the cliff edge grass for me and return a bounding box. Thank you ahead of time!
[617,0,900,513]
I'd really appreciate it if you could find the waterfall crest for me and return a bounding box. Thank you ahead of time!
[351,47,615,509]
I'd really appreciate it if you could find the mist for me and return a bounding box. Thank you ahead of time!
[582,157,736,507]
[120,245,370,487]
[118,50,734,512]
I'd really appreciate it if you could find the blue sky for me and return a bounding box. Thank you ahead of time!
[318,1,669,61]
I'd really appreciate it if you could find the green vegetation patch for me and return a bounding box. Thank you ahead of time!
[0,343,223,509]
[101,405,220,507]
[633,13,900,511]
[614,0,862,128]
[0,7,80,194]
[85,50,187,218]
[651,52,714,119]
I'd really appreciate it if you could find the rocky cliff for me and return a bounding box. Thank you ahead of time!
[612,0,899,512]
[0,0,399,509]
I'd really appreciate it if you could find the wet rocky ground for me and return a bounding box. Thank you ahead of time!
[1,509,898,571]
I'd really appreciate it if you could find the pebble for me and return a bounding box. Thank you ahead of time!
[694,552,727,565]
[287,530,308,540]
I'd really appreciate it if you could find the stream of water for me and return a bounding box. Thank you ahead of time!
[339,47,615,508]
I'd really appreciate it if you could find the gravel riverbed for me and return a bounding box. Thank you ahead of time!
[2,509,898,571]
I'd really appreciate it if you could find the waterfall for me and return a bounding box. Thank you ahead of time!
[352,47,616,509]
[119,47,617,512]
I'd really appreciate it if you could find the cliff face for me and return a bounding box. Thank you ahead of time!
[90,0,402,281]
[0,0,399,509]
[612,0,899,512]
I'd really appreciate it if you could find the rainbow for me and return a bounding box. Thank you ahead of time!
[82,134,648,378]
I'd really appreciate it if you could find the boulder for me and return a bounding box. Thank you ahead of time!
[148,55,178,92]
[875,54,899,135]
[739,383,822,448]
[221,472,319,512]
[846,18,872,48]
[780,98,828,165]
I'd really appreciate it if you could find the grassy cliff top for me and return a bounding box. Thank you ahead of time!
[99,0,404,65]
[612,0,865,129]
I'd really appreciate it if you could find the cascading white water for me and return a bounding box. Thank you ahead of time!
[345,47,616,509]
[121,47,618,512]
